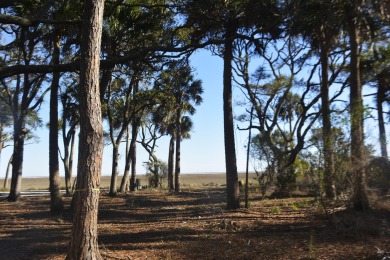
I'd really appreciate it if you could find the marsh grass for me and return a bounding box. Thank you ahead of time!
[0,172,257,191]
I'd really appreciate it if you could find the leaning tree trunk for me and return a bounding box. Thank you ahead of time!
[49,28,63,214]
[320,46,336,199]
[63,127,76,195]
[3,155,12,189]
[66,0,105,259]
[377,76,388,158]
[8,116,25,202]
[223,23,240,209]
[109,144,119,196]
[346,4,369,211]
[68,129,76,192]
[120,125,131,192]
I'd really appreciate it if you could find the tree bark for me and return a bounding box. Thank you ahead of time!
[63,127,76,195]
[3,155,12,189]
[120,125,131,192]
[49,28,63,214]
[66,0,105,258]
[320,47,336,199]
[168,135,175,190]
[109,144,119,196]
[8,116,25,202]
[174,106,181,192]
[223,23,240,209]
[129,119,140,191]
[346,3,369,210]
[69,128,76,192]
[129,83,140,192]
[61,91,77,195]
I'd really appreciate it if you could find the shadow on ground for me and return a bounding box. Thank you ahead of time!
[0,188,389,259]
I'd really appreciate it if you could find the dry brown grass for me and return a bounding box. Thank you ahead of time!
[0,172,258,191]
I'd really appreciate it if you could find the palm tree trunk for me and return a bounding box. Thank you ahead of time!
[168,135,175,190]
[109,144,119,196]
[223,24,240,209]
[64,145,71,194]
[174,107,181,192]
[130,118,140,191]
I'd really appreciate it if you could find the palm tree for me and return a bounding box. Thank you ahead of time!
[152,107,176,189]
[154,59,203,192]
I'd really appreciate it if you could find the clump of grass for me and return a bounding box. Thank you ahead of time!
[271,206,281,214]
[292,203,299,211]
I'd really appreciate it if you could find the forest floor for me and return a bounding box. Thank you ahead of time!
[0,187,390,260]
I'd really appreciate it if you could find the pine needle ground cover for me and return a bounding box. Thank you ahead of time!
[0,186,389,259]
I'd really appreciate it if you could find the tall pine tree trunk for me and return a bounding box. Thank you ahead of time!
[223,23,240,209]
[320,47,336,199]
[49,28,63,214]
[66,0,105,258]
[346,3,369,210]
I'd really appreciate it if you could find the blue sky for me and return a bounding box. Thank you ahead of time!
[0,47,388,180]
[0,49,253,178]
